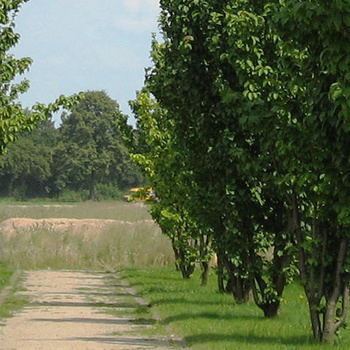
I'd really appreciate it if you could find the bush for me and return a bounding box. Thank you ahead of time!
[57,189,89,202]
[95,183,122,200]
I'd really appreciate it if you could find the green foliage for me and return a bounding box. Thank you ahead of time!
[126,90,213,281]
[55,189,89,202]
[55,90,141,200]
[0,91,144,200]
[126,0,350,343]
[0,118,57,198]
[94,183,122,201]
[143,0,294,312]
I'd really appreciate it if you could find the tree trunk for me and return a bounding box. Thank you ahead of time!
[229,274,251,303]
[88,173,96,200]
[217,254,225,293]
[261,301,280,318]
[322,244,349,344]
[322,301,337,345]
[221,254,251,303]
[308,302,322,343]
[200,261,210,286]
[179,263,195,279]
[171,240,195,279]
[199,235,212,286]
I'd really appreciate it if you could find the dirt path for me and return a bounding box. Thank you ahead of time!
[0,270,186,350]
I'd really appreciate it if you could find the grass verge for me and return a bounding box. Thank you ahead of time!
[0,264,27,322]
[0,263,15,293]
[119,267,350,350]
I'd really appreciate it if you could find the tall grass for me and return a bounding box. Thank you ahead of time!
[0,201,174,270]
[0,221,174,270]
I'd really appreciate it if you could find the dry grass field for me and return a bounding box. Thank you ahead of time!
[0,201,175,270]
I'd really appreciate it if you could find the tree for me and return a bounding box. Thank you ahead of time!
[268,1,350,344]
[0,118,56,197]
[56,90,140,200]
[146,0,294,312]
[125,0,350,342]
[129,90,214,283]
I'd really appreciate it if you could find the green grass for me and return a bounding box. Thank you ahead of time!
[0,263,27,322]
[0,288,28,321]
[0,263,15,293]
[119,267,350,350]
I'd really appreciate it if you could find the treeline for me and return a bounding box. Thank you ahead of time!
[0,90,143,200]
[120,0,350,346]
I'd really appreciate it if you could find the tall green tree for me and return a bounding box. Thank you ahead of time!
[268,1,350,344]
[129,90,213,283]
[146,0,294,313]
[56,90,140,200]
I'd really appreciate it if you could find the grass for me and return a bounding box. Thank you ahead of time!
[0,263,15,293]
[119,267,350,350]
[0,200,152,222]
[1,200,349,348]
[0,200,174,324]
[0,287,28,321]
[0,264,28,322]
[0,201,174,270]
[0,222,174,270]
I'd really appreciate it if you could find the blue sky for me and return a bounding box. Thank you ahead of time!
[12,0,161,126]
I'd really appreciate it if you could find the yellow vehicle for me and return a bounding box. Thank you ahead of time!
[123,187,154,202]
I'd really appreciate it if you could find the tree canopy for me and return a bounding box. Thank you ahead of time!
[55,90,143,200]
[118,0,350,344]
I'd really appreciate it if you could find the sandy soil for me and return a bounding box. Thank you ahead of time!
[0,270,186,350]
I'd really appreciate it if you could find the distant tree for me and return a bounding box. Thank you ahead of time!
[0,118,58,198]
[56,90,140,200]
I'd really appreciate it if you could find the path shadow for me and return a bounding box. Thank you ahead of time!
[41,291,129,297]
[66,335,186,348]
[151,296,239,307]
[32,317,132,325]
[59,275,106,280]
[32,301,140,308]
[161,311,259,325]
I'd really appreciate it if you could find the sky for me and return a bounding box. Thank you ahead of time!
[11,0,161,126]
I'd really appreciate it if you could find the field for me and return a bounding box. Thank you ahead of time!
[0,201,174,270]
[0,201,349,349]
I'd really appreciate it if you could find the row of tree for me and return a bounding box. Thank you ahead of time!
[120,0,350,345]
[0,90,143,200]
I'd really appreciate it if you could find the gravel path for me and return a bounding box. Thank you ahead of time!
[0,270,185,350]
